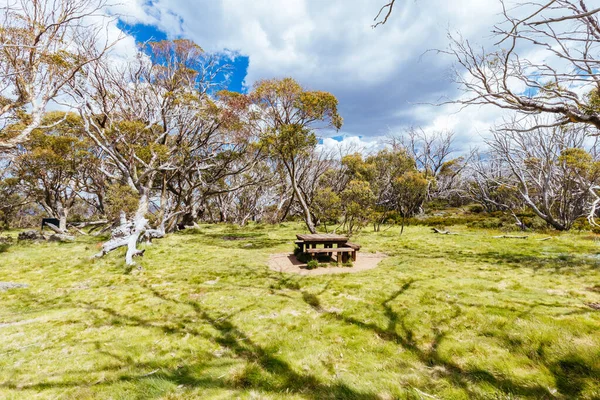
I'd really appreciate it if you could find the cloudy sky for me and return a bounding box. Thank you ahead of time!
[109,0,517,153]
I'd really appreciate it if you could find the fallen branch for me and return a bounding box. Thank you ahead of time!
[537,237,552,241]
[69,226,88,236]
[71,220,108,228]
[492,235,528,239]
[432,228,459,235]
[45,223,67,235]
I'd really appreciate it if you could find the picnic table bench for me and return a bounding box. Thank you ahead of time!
[295,233,360,266]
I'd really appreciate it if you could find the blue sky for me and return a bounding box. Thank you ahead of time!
[110,0,529,152]
[117,21,250,93]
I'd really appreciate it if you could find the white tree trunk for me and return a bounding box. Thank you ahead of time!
[94,192,152,265]
[58,206,69,232]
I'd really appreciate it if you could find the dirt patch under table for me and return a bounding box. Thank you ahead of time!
[267,252,387,276]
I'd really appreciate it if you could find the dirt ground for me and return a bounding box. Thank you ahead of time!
[267,252,387,276]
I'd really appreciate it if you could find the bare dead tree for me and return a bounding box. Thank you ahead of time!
[389,127,456,178]
[466,151,529,228]
[0,0,120,151]
[72,40,233,264]
[484,115,600,230]
[444,0,600,132]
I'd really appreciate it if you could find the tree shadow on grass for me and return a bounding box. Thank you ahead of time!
[142,286,381,399]
[448,250,600,273]
[1,286,381,399]
[178,231,291,250]
[300,280,559,399]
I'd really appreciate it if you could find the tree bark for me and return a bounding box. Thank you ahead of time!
[58,205,69,232]
[125,191,150,265]
[290,175,316,233]
[94,191,152,265]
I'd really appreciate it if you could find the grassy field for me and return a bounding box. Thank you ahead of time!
[0,223,599,399]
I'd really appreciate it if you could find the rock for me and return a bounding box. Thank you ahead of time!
[48,234,75,242]
[0,282,29,291]
[18,230,46,241]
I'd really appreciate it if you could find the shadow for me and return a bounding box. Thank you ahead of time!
[287,254,305,266]
[448,250,600,273]
[299,279,557,399]
[142,286,380,399]
[3,263,595,399]
[1,285,381,399]
[177,230,290,250]
[549,355,596,397]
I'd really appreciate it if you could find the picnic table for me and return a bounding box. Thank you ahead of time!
[295,233,361,266]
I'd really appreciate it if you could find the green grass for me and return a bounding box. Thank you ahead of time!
[0,223,599,399]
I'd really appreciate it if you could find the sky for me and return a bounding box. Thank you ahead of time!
[109,0,524,154]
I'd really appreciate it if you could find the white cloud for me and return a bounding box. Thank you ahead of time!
[106,0,551,154]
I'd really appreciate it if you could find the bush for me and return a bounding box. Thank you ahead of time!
[467,204,485,214]
[0,235,13,253]
[306,260,319,270]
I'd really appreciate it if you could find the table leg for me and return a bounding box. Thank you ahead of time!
[325,243,331,258]
[342,252,349,264]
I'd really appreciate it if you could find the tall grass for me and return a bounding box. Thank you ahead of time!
[0,223,599,399]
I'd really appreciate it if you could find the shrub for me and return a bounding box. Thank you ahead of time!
[306,260,319,270]
[0,236,13,253]
[467,204,485,214]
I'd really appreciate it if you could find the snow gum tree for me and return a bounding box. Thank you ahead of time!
[221,77,343,234]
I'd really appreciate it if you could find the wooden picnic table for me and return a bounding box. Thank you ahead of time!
[295,233,361,265]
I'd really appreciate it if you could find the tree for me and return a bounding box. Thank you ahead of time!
[340,180,375,236]
[390,128,455,178]
[162,90,263,230]
[233,77,343,234]
[0,163,25,230]
[312,187,342,232]
[485,117,600,230]
[365,149,415,231]
[446,0,600,131]
[74,39,232,264]
[392,171,429,234]
[0,0,119,150]
[466,152,527,228]
[12,112,94,231]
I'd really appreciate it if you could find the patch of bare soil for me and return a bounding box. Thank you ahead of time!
[267,252,387,275]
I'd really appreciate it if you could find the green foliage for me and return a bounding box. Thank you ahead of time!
[585,89,600,115]
[393,170,429,218]
[306,259,319,270]
[340,180,375,235]
[261,124,317,160]
[104,184,139,220]
[251,77,343,130]
[312,187,341,228]
[0,177,22,230]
